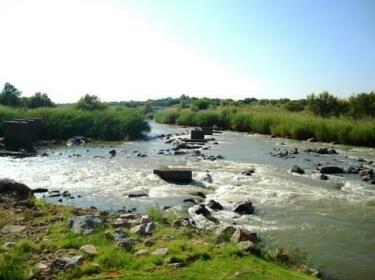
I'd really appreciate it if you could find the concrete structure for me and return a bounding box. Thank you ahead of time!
[190,129,205,140]
[200,127,213,135]
[154,168,192,184]
[3,118,42,152]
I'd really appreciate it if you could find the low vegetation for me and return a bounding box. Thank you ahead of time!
[0,196,316,280]
[0,106,149,141]
[154,106,375,147]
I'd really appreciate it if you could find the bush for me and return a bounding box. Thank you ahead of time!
[76,94,107,111]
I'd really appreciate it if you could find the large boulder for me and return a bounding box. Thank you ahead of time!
[188,204,219,229]
[232,200,254,215]
[0,179,33,200]
[68,215,104,234]
[319,166,344,174]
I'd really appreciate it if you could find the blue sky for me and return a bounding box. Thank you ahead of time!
[0,0,374,101]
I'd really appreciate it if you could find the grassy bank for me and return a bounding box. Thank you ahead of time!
[0,196,316,280]
[154,106,375,147]
[0,106,149,141]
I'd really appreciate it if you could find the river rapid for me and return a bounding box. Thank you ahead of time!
[1,122,374,280]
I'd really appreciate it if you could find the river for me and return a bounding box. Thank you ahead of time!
[1,121,374,280]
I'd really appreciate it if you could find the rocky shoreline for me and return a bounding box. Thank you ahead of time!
[0,178,319,280]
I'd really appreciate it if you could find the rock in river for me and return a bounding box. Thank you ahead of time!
[206,199,224,211]
[232,200,254,215]
[320,166,344,174]
[291,165,305,174]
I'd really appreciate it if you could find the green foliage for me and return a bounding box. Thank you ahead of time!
[0,106,149,140]
[191,98,211,110]
[155,106,375,147]
[26,92,55,109]
[306,91,346,117]
[76,94,107,111]
[0,83,21,107]
[348,92,375,118]
[284,100,306,112]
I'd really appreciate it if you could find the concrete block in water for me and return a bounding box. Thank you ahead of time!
[154,168,192,184]
[190,130,205,140]
[200,127,213,135]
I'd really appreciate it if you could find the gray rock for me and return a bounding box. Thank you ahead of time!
[68,215,104,234]
[112,228,129,241]
[116,238,138,251]
[80,244,97,255]
[320,174,329,180]
[188,204,219,229]
[231,228,258,243]
[152,248,169,256]
[52,255,83,271]
[112,218,131,228]
[134,249,149,256]
[238,241,260,255]
[1,225,26,234]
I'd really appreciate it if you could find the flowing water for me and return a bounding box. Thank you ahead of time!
[1,122,374,280]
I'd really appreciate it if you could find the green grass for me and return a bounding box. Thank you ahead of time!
[0,201,316,280]
[0,105,149,141]
[154,106,375,147]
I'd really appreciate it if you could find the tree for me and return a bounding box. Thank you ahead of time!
[307,91,344,117]
[0,82,21,107]
[27,92,55,108]
[76,94,107,111]
[348,92,375,118]
[191,98,210,110]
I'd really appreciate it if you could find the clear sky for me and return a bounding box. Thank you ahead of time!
[0,0,374,103]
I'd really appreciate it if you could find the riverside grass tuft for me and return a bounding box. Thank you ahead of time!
[0,106,150,141]
[154,106,375,147]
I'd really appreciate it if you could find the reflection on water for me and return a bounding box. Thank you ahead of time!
[1,122,374,280]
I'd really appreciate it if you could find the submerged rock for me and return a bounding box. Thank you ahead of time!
[320,166,344,174]
[291,165,305,174]
[67,136,88,146]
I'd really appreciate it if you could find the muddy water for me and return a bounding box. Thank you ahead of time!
[1,122,374,280]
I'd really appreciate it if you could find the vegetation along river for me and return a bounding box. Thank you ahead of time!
[1,122,374,280]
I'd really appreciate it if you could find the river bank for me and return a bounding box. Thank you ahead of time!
[154,107,375,147]
[0,179,317,280]
[1,122,374,280]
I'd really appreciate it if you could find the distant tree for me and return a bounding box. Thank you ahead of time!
[0,82,21,107]
[348,92,375,118]
[307,91,344,117]
[27,92,55,108]
[76,94,107,111]
[140,101,154,115]
[284,100,306,112]
[191,98,210,110]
